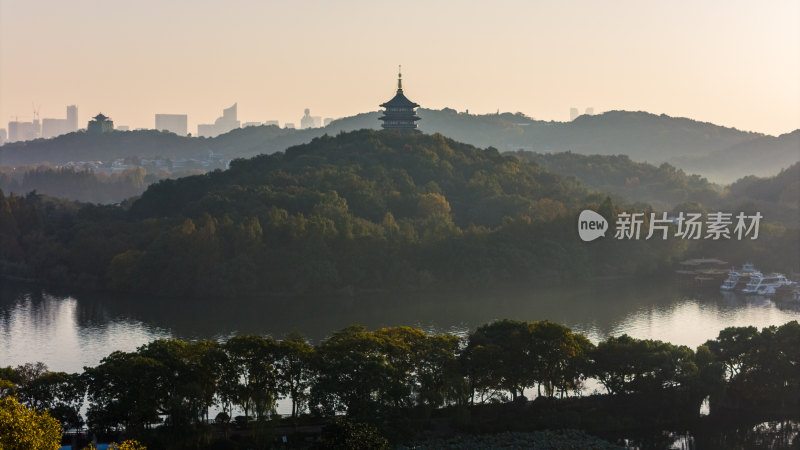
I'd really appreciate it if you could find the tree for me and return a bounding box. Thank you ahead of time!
[18,371,85,430]
[0,396,61,450]
[463,319,534,401]
[734,322,800,406]
[84,351,165,434]
[0,366,23,398]
[417,193,451,218]
[310,325,399,418]
[705,326,759,382]
[276,332,316,418]
[592,334,639,395]
[591,334,696,395]
[136,339,221,428]
[415,333,463,408]
[529,320,592,398]
[218,335,279,421]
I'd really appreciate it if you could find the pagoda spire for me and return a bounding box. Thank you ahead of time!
[397,65,403,92]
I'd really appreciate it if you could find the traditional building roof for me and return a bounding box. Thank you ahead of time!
[379,67,421,131]
[380,73,420,108]
[380,92,420,109]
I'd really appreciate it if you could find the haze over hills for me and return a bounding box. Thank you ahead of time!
[1,109,797,183]
[1,130,796,298]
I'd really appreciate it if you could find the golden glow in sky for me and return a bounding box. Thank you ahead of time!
[1,0,798,135]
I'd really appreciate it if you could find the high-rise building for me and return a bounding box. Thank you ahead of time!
[6,119,41,142]
[284,123,296,129]
[66,105,78,132]
[264,120,280,127]
[7,121,22,142]
[41,105,80,138]
[379,67,420,132]
[22,121,39,141]
[42,118,69,139]
[197,103,240,137]
[585,107,594,115]
[0,128,6,146]
[88,113,114,133]
[155,114,188,136]
[242,122,261,128]
[570,107,579,121]
[223,104,236,119]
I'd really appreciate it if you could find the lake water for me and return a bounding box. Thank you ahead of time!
[2,279,798,374]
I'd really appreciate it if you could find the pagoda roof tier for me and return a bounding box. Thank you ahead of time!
[380,91,420,109]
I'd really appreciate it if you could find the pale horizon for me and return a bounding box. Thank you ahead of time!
[1,1,798,136]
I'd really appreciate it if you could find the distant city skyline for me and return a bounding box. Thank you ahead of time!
[1,1,798,136]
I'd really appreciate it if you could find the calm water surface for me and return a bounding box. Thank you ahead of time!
[1,279,798,374]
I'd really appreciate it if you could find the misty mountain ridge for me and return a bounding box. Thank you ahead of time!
[2,129,795,297]
[1,109,797,183]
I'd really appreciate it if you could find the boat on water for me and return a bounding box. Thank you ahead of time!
[742,273,793,295]
[720,263,759,291]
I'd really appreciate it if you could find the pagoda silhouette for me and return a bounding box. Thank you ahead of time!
[379,66,420,132]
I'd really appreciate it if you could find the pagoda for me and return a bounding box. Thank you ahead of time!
[379,67,420,132]
[87,113,114,133]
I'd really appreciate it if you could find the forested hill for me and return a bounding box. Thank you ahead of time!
[1,130,796,297]
[130,130,586,228]
[419,109,757,157]
[419,110,798,181]
[514,153,799,225]
[669,129,800,182]
[513,151,724,211]
[2,110,796,182]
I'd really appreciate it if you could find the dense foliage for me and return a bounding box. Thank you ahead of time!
[1,320,797,448]
[0,395,62,450]
[4,130,794,297]
[0,165,206,204]
[514,151,725,211]
[517,153,799,227]
[726,162,800,225]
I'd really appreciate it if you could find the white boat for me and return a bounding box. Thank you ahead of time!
[720,271,741,290]
[742,273,792,295]
[720,263,760,291]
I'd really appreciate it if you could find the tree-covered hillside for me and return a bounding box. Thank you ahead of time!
[2,110,796,183]
[513,151,724,211]
[670,130,800,182]
[131,130,585,228]
[723,162,800,226]
[0,131,796,298]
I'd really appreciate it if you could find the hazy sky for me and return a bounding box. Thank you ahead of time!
[1,1,798,135]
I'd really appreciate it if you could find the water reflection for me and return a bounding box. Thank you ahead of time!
[1,280,798,374]
[0,284,171,373]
